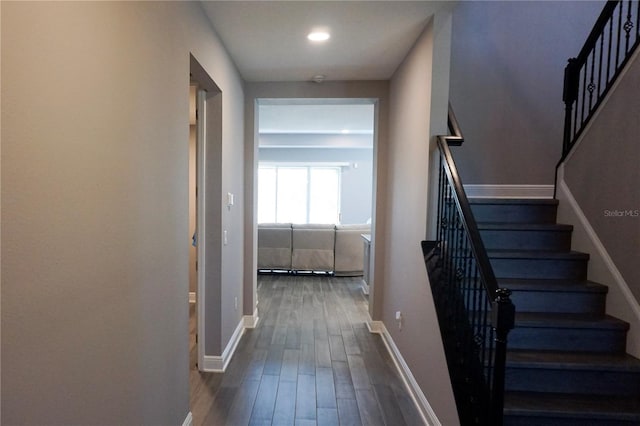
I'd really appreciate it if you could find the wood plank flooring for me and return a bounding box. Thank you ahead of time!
[190,274,423,426]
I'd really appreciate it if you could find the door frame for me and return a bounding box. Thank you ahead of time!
[190,53,223,372]
[195,88,207,370]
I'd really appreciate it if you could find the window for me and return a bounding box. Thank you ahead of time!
[258,165,341,224]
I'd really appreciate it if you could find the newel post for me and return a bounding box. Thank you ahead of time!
[490,288,516,426]
[562,58,579,156]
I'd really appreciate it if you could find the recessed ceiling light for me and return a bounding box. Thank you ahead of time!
[308,31,330,42]
[341,129,350,134]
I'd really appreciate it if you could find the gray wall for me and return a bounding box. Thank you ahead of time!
[449,1,604,184]
[1,2,245,424]
[258,143,373,224]
[563,51,640,303]
[384,12,459,425]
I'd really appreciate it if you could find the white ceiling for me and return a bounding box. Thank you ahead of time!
[259,102,375,134]
[200,1,449,82]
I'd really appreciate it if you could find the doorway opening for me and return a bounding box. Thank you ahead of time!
[188,54,224,377]
[255,99,377,298]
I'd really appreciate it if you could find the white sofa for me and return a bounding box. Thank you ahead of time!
[292,224,336,272]
[334,224,370,276]
[257,223,293,270]
[257,223,370,275]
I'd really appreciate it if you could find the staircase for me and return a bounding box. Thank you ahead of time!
[470,198,640,426]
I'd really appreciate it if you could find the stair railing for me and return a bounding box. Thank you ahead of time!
[423,105,515,426]
[562,0,640,159]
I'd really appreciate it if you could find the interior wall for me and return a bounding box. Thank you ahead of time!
[385,12,459,425]
[562,48,640,324]
[203,91,224,355]
[0,2,3,421]
[1,2,244,424]
[258,144,373,224]
[244,81,389,321]
[448,0,604,185]
[219,83,245,352]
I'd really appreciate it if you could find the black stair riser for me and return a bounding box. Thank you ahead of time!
[504,414,640,426]
[470,204,558,224]
[505,368,640,396]
[480,229,572,251]
[490,258,588,280]
[508,327,627,353]
[510,290,606,315]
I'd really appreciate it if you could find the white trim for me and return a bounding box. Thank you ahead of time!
[463,184,554,199]
[181,412,193,426]
[557,178,640,323]
[368,321,441,426]
[361,281,370,296]
[188,292,196,304]
[201,355,224,372]
[243,308,260,328]
[201,318,245,372]
[366,320,383,334]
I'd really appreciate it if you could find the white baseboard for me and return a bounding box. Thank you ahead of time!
[361,281,370,295]
[558,179,640,323]
[243,308,260,328]
[182,412,193,426]
[368,321,440,426]
[201,355,225,372]
[366,320,383,334]
[464,184,554,199]
[188,292,196,304]
[201,318,245,372]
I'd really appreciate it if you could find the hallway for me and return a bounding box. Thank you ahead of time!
[190,274,423,425]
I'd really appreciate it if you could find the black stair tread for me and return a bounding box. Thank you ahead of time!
[504,391,640,420]
[515,312,629,330]
[469,198,559,205]
[498,278,608,293]
[506,350,640,371]
[488,249,590,260]
[477,223,573,231]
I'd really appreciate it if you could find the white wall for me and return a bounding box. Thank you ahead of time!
[384,12,459,426]
[1,2,244,424]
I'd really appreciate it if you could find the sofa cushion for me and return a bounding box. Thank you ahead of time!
[334,224,370,276]
[257,223,292,270]
[291,224,335,271]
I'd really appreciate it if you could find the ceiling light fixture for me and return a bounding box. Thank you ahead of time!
[308,31,330,42]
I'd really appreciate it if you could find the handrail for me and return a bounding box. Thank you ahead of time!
[576,2,619,64]
[424,104,515,425]
[437,140,499,300]
[445,104,464,146]
[561,0,640,159]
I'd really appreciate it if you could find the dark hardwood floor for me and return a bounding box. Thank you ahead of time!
[189,274,423,426]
